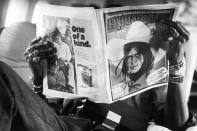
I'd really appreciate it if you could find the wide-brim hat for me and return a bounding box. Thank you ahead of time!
[106,21,166,70]
[106,21,152,67]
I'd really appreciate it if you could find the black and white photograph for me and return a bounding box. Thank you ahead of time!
[1,0,197,131]
[42,16,76,94]
[104,8,174,100]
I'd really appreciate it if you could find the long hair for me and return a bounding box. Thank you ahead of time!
[116,42,154,81]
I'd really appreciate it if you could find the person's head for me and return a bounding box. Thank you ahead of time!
[107,21,154,81]
[0,27,5,35]
[103,0,165,8]
[56,18,70,35]
[51,28,61,43]
[55,35,62,44]
[120,42,153,81]
[0,22,36,85]
[65,28,71,37]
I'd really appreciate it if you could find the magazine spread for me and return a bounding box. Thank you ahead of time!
[36,4,177,103]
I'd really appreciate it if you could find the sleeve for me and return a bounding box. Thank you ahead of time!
[31,82,46,99]
[150,86,197,131]
[149,85,167,125]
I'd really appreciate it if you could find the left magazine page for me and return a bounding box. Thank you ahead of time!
[36,4,104,101]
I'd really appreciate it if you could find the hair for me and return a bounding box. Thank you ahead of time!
[56,17,70,25]
[116,42,154,81]
[0,27,5,35]
[71,3,100,9]
[51,28,62,42]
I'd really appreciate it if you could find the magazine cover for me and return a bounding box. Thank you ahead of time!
[102,5,176,101]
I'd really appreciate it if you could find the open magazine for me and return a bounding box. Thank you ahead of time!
[36,4,177,103]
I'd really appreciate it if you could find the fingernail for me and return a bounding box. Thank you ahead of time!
[81,99,87,103]
[43,41,48,45]
[77,105,84,109]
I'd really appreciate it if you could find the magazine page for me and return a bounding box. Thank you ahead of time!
[37,4,108,101]
[100,4,177,102]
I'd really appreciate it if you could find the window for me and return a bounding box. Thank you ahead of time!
[5,0,29,27]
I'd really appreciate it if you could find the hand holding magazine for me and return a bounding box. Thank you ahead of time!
[36,4,177,103]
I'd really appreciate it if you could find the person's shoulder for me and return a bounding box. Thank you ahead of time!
[0,61,9,68]
[0,61,13,75]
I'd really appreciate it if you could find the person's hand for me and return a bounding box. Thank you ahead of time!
[60,98,87,116]
[147,124,172,131]
[164,20,190,66]
[186,125,197,131]
[25,37,57,85]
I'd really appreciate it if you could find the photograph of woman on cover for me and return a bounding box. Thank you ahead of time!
[107,21,168,100]
[117,41,154,92]
[44,17,76,93]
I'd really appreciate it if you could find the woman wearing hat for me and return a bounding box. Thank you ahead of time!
[107,21,166,100]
